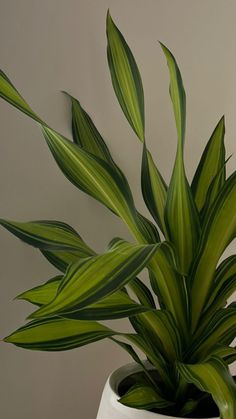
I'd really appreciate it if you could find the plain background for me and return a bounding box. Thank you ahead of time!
[0,1,235,418]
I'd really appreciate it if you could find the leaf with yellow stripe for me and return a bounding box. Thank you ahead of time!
[0,219,95,254]
[28,242,158,319]
[119,383,173,410]
[204,255,236,316]
[42,126,144,239]
[178,357,236,419]
[192,116,226,213]
[66,92,114,162]
[4,318,117,351]
[191,172,236,331]
[161,43,200,274]
[18,276,151,320]
[106,11,145,142]
[141,144,167,234]
[0,70,43,123]
[40,249,85,272]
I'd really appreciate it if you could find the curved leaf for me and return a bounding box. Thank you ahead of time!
[204,255,236,316]
[141,145,167,234]
[178,357,236,419]
[40,249,83,272]
[150,243,189,340]
[119,383,173,410]
[191,172,236,331]
[190,308,236,361]
[66,92,113,162]
[106,12,145,142]
[192,117,226,212]
[17,276,62,306]
[128,277,156,309]
[18,276,150,320]
[161,43,200,274]
[29,242,158,319]
[4,318,117,351]
[0,219,94,254]
[0,70,43,123]
[129,310,182,362]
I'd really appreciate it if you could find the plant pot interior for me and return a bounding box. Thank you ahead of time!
[118,370,221,418]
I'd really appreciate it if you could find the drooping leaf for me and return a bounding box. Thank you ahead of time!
[106,12,145,142]
[4,318,117,351]
[178,357,236,419]
[191,172,236,331]
[141,145,167,234]
[161,43,200,274]
[29,242,158,319]
[192,116,225,213]
[0,219,95,254]
[119,383,173,410]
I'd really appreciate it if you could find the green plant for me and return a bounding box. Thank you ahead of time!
[1,11,236,418]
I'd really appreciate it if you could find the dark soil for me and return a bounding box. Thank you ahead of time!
[118,370,220,418]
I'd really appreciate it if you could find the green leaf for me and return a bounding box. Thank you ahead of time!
[141,145,167,234]
[110,338,161,391]
[136,212,160,244]
[178,357,236,419]
[42,126,145,240]
[129,310,182,362]
[4,318,117,351]
[0,70,43,123]
[204,255,236,315]
[119,383,173,410]
[150,243,189,340]
[160,43,186,147]
[192,116,226,213]
[40,249,84,272]
[106,11,145,142]
[191,172,236,331]
[190,308,236,361]
[128,277,156,309]
[127,333,175,392]
[206,345,236,365]
[200,156,231,225]
[0,219,95,254]
[18,276,150,320]
[29,242,158,319]
[161,43,200,274]
[66,92,114,163]
[17,276,62,306]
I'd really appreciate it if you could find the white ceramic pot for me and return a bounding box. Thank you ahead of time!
[96,362,219,419]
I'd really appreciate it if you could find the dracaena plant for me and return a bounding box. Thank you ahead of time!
[1,11,236,419]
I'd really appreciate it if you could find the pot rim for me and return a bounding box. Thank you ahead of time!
[107,361,219,419]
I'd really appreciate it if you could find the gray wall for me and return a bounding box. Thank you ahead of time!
[0,1,235,418]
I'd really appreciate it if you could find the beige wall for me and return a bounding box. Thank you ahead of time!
[0,1,235,418]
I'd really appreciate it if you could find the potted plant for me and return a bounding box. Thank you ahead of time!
[1,10,236,419]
